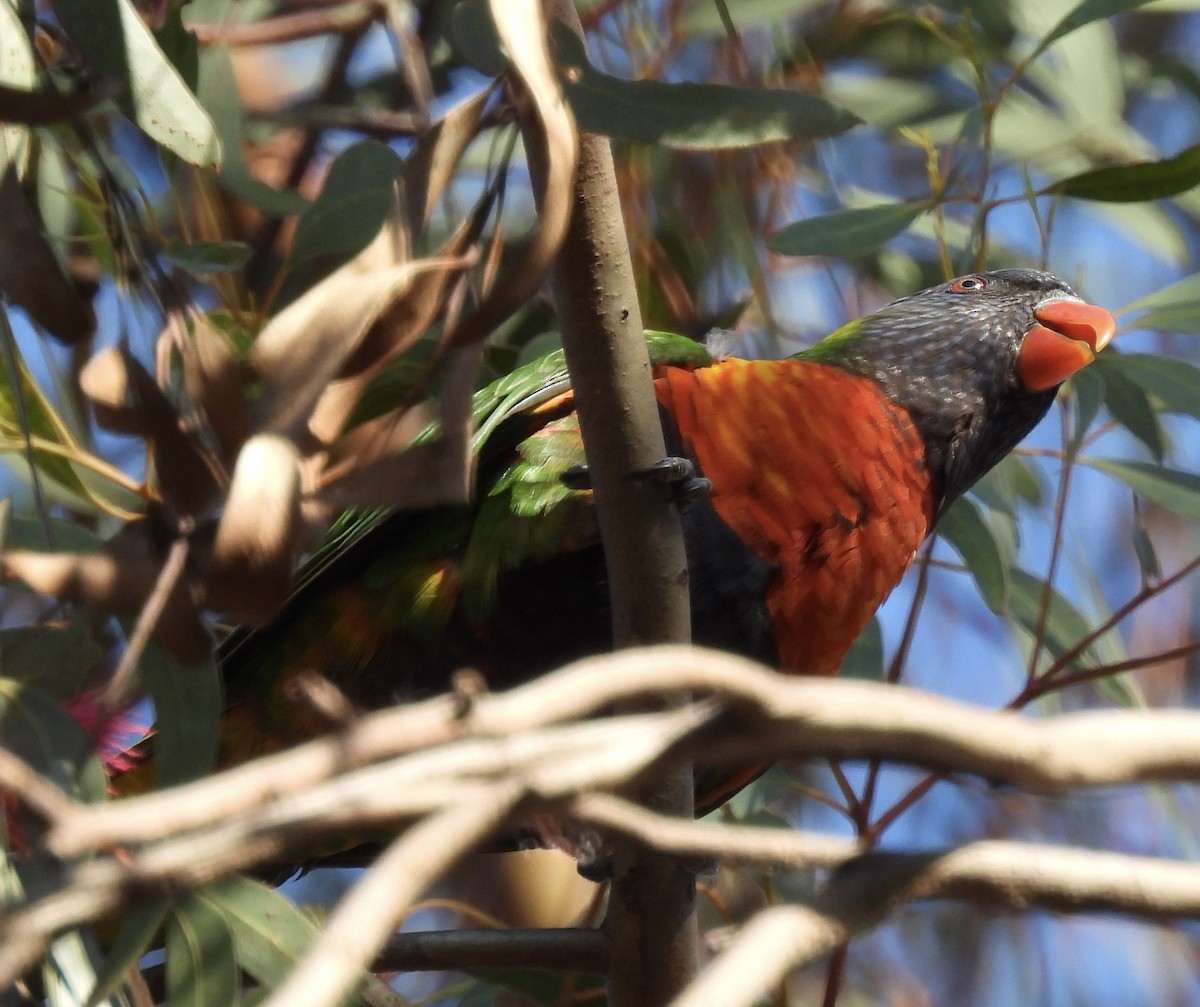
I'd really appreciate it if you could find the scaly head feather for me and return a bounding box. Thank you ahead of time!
[802,268,1115,514]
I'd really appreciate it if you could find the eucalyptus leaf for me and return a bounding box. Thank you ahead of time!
[1047,143,1200,203]
[164,239,251,277]
[1115,353,1200,420]
[0,0,34,173]
[1121,273,1200,333]
[166,895,238,1007]
[1069,367,1105,445]
[556,25,861,149]
[1090,354,1164,461]
[0,621,101,701]
[53,0,220,166]
[196,46,308,216]
[1035,0,1163,58]
[938,498,1011,612]
[0,680,106,799]
[769,203,927,259]
[289,140,405,277]
[138,644,220,788]
[87,900,171,1007]
[1086,458,1200,521]
[199,877,318,988]
[1006,569,1101,672]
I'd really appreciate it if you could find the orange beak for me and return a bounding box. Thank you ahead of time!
[1017,299,1117,393]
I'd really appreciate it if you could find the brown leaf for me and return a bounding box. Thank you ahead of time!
[404,88,490,234]
[0,168,95,344]
[313,344,480,509]
[178,312,251,461]
[2,535,209,662]
[251,249,473,445]
[444,0,578,348]
[80,346,222,514]
[206,434,303,624]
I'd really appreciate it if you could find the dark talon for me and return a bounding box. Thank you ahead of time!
[562,457,712,509]
[561,464,593,490]
[629,456,696,484]
[629,456,712,508]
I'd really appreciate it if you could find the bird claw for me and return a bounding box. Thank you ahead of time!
[630,456,713,507]
[560,457,712,508]
[560,464,593,491]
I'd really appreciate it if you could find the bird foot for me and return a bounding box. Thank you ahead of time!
[630,456,713,508]
[560,457,712,509]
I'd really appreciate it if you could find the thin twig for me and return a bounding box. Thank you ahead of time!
[1026,405,1077,681]
[98,535,191,710]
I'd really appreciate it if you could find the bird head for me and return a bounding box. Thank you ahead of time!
[805,268,1116,515]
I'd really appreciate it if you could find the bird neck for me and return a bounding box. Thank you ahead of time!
[800,322,1057,518]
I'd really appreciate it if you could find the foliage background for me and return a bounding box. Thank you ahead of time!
[4,0,1200,1005]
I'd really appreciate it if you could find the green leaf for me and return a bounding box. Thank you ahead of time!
[1006,569,1101,671]
[196,46,308,216]
[87,900,170,1007]
[555,26,860,148]
[1115,353,1200,419]
[769,203,926,260]
[1069,367,1105,444]
[1047,143,1200,203]
[938,498,1011,612]
[1090,354,1164,461]
[841,616,883,680]
[200,877,317,988]
[1035,0,1163,58]
[52,0,220,166]
[1131,503,1161,582]
[163,239,251,277]
[289,140,405,275]
[1120,271,1200,329]
[1085,458,1200,521]
[970,455,1044,519]
[138,645,220,787]
[0,680,106,799]
[0,621,101,701]
[5,513,104,552]
[166,894,237,1007]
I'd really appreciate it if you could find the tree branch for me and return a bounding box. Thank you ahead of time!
[521,3,697,1004]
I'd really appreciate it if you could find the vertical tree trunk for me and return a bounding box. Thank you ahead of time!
[520,3,700,1003]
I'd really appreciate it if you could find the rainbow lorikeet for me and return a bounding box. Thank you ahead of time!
[119,268,1114,820]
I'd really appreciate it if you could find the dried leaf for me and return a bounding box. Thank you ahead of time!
[177,313,251,461]
[0,0,34,174]
[315,345,479,509]
[445,0,578,347]
[206,435,303,624]
[251,253,470,443]
[2,539,208,662]
[0,169,95,343]
[80,346,221,513]
[405,88,490,234]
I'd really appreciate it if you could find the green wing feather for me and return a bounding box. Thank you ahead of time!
[221,331,712,701]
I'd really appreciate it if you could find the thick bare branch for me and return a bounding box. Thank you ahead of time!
[37,646,1200,864]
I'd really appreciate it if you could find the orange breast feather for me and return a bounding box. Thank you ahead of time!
[655,358,933,676]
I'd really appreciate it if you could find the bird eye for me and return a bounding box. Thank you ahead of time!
[951,275,989,293]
